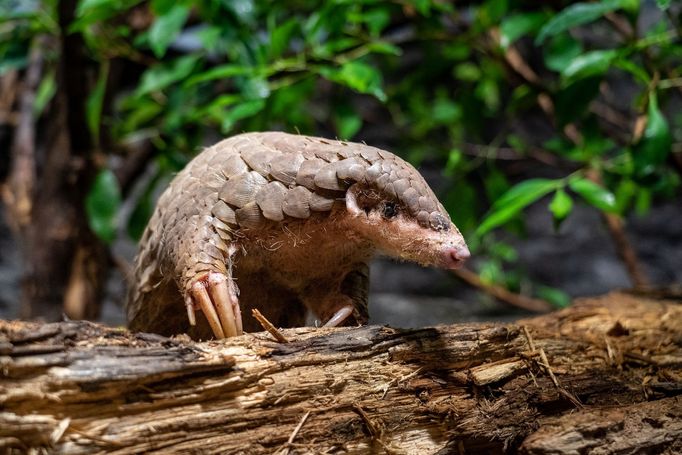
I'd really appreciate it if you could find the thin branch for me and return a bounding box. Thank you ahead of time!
[605,12,634,41]
[280,411,310,455]
[352,404,381,438]
[602,214,649,288]
[452,267,553,313]
[252,309,289,343]
[587,170,649,288]
[538,348,583,409]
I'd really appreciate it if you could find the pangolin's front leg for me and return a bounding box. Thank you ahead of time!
[172,214,243,339]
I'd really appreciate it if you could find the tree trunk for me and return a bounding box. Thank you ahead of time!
[2,0,108,321]
[1,292,680,454]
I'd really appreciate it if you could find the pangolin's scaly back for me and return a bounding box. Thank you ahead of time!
[201,132,451,232]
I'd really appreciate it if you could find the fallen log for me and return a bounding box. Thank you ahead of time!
[1,292,680,454]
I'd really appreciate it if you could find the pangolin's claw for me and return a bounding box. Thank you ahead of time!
[191,281,225,339]
[189,272,243,339]
[323,305,354,328]
[185,296,197,326]
[208,273,241,337]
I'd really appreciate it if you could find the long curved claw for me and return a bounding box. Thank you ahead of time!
[191,281,225,339]
[323,305,354,328]
[185,296,197,326]
[208,273,241,337]
[188,272,243,339]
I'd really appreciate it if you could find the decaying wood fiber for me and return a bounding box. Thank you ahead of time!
[1,291,681,454]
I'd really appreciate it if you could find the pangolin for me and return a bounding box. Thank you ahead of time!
[127,132,469,340]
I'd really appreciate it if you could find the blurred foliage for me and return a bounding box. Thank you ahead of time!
[2,0,681,306]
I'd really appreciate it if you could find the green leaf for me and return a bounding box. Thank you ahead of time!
[475,78,500,112]
[536,0,624,44]
[311,38,360,59]
[489,241,518,262]
[554,76,601,126]
[221,99,265,133]
[480,0,509,25]
[366,41,402,56]
[453,62,481,82]
[269,18,299,59]
[408,0,432,16]
[86,61,109,145]
[224,0,255,24]
[334,104,362,140]
[620,0,639,13]
[549,189,573,224]
[73,0,145,31]
[634,92,672,175]
[614,179,637,214]
[33,71,56,117]
[483,167,510,202]
[197,26,222,54]
[444,148,463,175]
[86,169,122,244]
[318,61,386,101]
[444,42,470,60]
[613,58,651,84]
[185,64,250,87]
[569,177,617,212]
[499,12,546,49]
[544,33,583,72]
[561,49,618,81]
[363,7,391,37]
[118,99,163,133]
[477,178,562,235]
[432,96,462,124]
[135,55,199,96]
[78,0,126,13]
[536,286,571,308]
[635,187,651,215]
[479,259,504,286]
[149,4,189,58]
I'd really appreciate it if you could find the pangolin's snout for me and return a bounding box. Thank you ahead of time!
[441,244,470,269]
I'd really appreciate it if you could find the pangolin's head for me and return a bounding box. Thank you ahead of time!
[342,154,470,270]
[214,132,469,269]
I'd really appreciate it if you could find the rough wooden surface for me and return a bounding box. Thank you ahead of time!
[1,292,681,454]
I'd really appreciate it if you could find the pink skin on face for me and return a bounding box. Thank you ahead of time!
[441,244,471,269]
[344,188,470,271]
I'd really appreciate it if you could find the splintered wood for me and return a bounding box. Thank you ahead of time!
[1,292,681,454]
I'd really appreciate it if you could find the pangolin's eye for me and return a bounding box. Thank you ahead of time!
[382,202,398,219]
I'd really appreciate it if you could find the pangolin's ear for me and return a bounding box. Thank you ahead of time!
[345,185,364,217]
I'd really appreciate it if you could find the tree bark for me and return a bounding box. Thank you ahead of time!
[1,292,680,454]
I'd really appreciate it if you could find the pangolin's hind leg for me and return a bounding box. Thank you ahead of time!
[306,262,370,328]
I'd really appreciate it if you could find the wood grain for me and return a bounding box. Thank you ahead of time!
[1,292,681,454]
